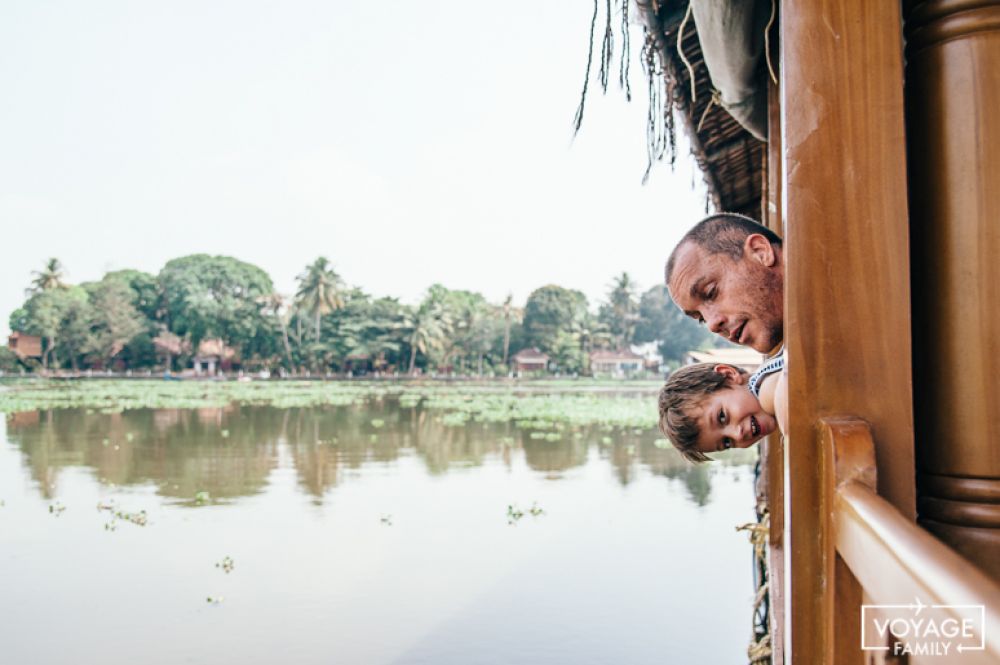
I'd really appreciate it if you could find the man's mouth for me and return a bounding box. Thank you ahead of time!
[730,321,746,344]
[750,415,760,438]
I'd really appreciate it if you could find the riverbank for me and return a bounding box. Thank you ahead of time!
[0,378,666,429]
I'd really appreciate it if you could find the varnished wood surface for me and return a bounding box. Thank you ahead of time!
[906,0,1000,580]
[780,0,915,661]
[764,74,786,665]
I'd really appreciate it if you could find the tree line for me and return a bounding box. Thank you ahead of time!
[3,256,716,375]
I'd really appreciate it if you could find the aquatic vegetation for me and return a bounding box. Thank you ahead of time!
[507,502,545,525]
[215,556,235,573]
[97,500,148,526]
[194,491,211,505]
[0,381,662,440]
[206,596,224,604]
[380,514,392,526]
[0,380,382,413]
[49,501,66,516]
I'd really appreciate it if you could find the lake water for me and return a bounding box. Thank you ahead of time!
[0,399,757,664]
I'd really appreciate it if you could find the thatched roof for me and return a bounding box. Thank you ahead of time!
[574,1,766,218]
[636,0,766,218]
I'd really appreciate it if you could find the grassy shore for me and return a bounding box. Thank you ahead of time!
[0,378,663,429]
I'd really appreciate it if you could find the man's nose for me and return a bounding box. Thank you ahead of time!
[706,312,727,334]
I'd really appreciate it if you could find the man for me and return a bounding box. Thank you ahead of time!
[665,213,783,354]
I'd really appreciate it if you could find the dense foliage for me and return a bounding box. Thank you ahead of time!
[6,258,715,374]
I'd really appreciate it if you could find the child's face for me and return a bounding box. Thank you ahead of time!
[691,384,778,455]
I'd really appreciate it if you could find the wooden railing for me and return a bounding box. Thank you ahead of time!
[821,417,1000,664]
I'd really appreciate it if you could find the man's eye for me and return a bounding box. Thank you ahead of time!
[704,286,717,301]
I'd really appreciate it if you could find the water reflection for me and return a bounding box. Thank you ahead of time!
[5,399,754,507]
[0,399,758,665]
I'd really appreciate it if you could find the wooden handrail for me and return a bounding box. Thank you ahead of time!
[822,417,1000,663]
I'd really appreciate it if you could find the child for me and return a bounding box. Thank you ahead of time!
[658,356,787,463]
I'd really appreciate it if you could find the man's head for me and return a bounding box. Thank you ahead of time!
[665,213,783,353]
[658,363,777,463]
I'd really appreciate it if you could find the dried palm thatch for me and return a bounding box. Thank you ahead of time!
[575,0,767,218]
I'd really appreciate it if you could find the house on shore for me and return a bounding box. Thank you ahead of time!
[511,348,549,374]
[589,349,644,377]
[192,339,237,376]
[684,348,764,374]
[7,332,42,359]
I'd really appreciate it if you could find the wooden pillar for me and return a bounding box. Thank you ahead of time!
[763,75,786,665]
[904,0,1000,580]
[779,0,915,662]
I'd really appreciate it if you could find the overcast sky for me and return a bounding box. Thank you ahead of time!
[0,0,708,334]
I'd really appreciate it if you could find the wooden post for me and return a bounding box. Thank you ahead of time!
[763,74,786,665]
[904,0,1000,582]
[779,0,915,661]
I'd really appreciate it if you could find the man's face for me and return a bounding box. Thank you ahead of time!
[667,236,783,353]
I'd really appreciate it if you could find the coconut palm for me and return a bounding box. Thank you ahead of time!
[29,258,67,294]
[501,294,513,366]
[294,258,345,342]
[257,291,295,370]
[404,301,451,374]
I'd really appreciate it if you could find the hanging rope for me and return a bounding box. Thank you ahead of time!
[676,2,697,103]
[696,89,722,133]
[764,0,778,85]
[738,511,772,664]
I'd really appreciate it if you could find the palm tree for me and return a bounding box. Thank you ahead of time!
[501,294,513,366]
[295,258,345,342]
[257,291,295,370]
[607,272,640,347]
[405,301,450,374]
[29,258,67,294]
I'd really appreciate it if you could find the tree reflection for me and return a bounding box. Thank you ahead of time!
[5,400,754,505]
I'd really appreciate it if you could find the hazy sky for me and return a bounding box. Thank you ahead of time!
[0,0,708,334]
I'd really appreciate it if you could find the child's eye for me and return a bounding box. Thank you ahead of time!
[722,438,733,449]
[718,409,727,425]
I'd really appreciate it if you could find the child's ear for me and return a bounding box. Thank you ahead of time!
[713,364,747,384]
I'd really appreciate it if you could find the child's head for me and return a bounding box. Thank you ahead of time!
[658,363,776,463]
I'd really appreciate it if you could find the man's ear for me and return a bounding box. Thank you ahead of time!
[713,364,746,384]
[744,234,777,267]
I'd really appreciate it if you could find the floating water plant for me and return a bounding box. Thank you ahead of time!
[370,418,385,428]
[49,502,66,516]
[206,596,224,604]
[194,491,211,505]
[215,556,235,573]
[380,514,393,526]
[506,504,525,524]
[115,509,148,526]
